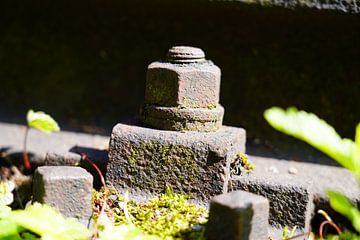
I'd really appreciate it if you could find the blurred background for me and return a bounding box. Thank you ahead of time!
[0,0,359,162]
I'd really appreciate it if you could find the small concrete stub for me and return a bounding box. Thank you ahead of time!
[206,190,269,240]
[33,166,93,226]
[107,119,246,201]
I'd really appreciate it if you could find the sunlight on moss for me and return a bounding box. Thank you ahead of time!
[92,186,208,240]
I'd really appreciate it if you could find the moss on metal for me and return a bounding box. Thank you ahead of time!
[127,142,200,189]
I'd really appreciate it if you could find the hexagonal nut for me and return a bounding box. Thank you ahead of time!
[145,60,221,108]
[141,104,224,132]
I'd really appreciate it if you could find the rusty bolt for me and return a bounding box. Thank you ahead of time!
[145,46,221,108]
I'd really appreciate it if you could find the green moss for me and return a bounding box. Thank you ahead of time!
[93,187,208,240]
[128,149,139,165]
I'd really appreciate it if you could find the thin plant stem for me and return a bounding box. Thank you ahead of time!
[319,220,342,240]
[23,126,31,170]
[74,147,106,189]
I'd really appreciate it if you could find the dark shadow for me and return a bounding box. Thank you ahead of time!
[0,147,40,174]
[0,147,33,208]
[311,198,355,236]
[246,136,340,167]
[69,146,108,190]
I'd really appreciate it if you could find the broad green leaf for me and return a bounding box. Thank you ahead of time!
[27,110,60,133]
[328,191,360,233]
[264,107,357,173]
[10,203,89,240]
[0,219,22,240]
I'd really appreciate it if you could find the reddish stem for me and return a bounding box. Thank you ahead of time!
[23,127,31,170]
[319,220,342,240]
[75,149,106,188]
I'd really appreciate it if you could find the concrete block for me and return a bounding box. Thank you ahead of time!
[206,190,269,240]
[230,172,314,231]
[44,146,109,189]
[33,166,93,226]
[107,119,246,201]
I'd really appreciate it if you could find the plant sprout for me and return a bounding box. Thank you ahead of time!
[24,110,60,170]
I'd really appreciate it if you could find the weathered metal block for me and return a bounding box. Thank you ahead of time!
[244,156,360,231]
[142,46,223,132]
[145,46,221,108]
[229,173,314,231]
[206,190,269,240]
[33,166,93,226]
[106,120,246,201]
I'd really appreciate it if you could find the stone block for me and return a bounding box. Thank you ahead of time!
[33,166,93,226]
[229,170,314,231]
[106,120,246,201]
[206,190,269,240]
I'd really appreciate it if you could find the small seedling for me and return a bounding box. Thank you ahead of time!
[23,110,60,170]
[317,209,342,239]
[282,226,297,240]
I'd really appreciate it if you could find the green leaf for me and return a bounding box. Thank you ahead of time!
[264,107,358,173]
[0,219,22,240]
[26,110,60,133]
[21,232,40,240]
[10,203,89,240]
[328,191,360,233]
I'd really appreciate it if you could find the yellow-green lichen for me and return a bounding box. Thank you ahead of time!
[230,153,256,176]
[126,142,200,189]
[178,98,218,110]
